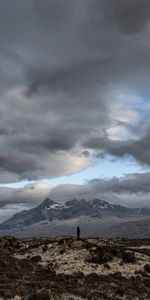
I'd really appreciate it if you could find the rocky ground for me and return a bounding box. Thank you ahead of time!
[0,236,150,300]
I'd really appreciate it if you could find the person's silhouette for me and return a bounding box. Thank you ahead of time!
[77,226,80,240]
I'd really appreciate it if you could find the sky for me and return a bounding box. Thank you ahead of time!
[0,0,150,222]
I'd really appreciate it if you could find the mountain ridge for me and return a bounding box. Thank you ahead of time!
[0,198,150,230]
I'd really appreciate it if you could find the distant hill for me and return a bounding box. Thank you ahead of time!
[111,218,150,238]
[0,197,150,231]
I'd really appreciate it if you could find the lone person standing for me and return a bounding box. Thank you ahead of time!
[77,226,80,240]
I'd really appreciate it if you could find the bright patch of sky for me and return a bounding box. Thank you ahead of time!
[107,90,150,141]
[45,156,149,186]
[0,156,149,189]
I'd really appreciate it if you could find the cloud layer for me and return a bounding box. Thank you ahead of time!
[0,0,150,184]
[1,171,150,222]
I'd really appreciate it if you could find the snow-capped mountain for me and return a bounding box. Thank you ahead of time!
[0,198,150,230]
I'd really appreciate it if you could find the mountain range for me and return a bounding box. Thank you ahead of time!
[0,198,150,231]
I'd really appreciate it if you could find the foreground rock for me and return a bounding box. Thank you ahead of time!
[0,236,150,299]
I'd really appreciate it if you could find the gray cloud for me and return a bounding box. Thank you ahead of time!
[25,57,111,96]
[0,0,150,184]
[89,0,150,35]
[88,173,150,195]
[33,0,74,27]
[48,172,150,207]
[1,172,150,222]
[85,129,150,166]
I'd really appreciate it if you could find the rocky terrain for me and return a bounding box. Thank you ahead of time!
[0,236,150,299]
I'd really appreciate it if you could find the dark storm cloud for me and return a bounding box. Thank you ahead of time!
[10,132,77,153]
[84,129,150,166]
[26,57,111,96]
[0,0,150,184]
[88,0,150,35]
[107,0,150,34]
[33,0,73,27]
[0,152,39,175]
[109,133,150,166]
[0,128,8,135]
